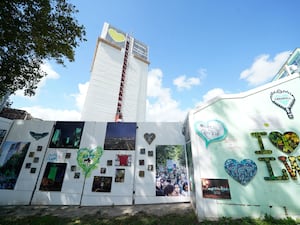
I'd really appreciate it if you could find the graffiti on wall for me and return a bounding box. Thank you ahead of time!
[144,133,156,145]
[29,131,49,141]
[194,120,227,148]
[252,131,300,181]
[270,90,295,119]
[77,146,104,177]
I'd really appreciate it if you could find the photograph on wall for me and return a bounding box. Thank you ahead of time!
[0,141,30,189]
[49,121,84,149]
[104,122,136,150]
[0,129,7,146]
[201,178,231,199]
[115,154,132,166]
[155,145,189,196]
[39,162,67,191]
[115,168,125,182]
[92,176,112,192]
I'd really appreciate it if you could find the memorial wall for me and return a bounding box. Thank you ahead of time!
[186,73,300,220]
[0,120,189,206]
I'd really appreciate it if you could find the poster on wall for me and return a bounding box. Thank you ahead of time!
[155,145,189,196]
[115,154,132,166]
[49,122,84,149]
[92,176,112,192]
[201,178,231,199]
[0,141,30,189]
[104,123,137,150]
[39,162,67,191]
[0,130,7,146]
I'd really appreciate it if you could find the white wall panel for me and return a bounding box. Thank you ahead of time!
[0,120,54,205]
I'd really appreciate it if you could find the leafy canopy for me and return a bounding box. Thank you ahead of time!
[0,0,86,97]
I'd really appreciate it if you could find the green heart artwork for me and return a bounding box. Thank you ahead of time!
[77,146,104,177]
[268,131,299,154]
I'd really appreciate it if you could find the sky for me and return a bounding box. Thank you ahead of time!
[10,0,300,122]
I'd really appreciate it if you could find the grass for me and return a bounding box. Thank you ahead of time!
[0,213,298,225]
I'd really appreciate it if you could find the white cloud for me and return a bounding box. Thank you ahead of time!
[15,61,60,98]
[146,69,189,122]
[173,75,200,91]
[21,106,81,121]
[195,88,225,107]
[173,68,206,91]
[240,51,290,86]
[20,81,89,121]
[40,61,60,80]
[72,82,89,111]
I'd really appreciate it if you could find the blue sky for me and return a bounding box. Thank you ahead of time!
[10,0,300,122]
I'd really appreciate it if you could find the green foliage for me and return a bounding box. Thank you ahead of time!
[0,0,86,97]
[156,145,186,167]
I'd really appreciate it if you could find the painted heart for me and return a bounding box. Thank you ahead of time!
[268,131,299,154]
[194,120,227,147]
[108,28,125,43]
[77,146,103,177]
[270,90,295,119]
[144,133,156,145]
[30,131,49,140]
[224,159,257,185]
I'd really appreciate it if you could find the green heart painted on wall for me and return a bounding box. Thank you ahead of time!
[194,120,228,148]
[77,146,104,177]
[268,131,299,154]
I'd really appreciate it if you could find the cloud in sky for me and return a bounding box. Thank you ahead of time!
[173,68,207,91]
[195,88,225,107]
[146,69,189,122]
[173,75,200,91]
[240,51,290,86]
[22,106,81,121]
[72,82,89,111]
[21,81,88,121]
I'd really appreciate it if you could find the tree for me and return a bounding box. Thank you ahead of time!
[0,0,86,97]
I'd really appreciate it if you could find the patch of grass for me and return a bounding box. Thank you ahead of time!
[0,213,298,225]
